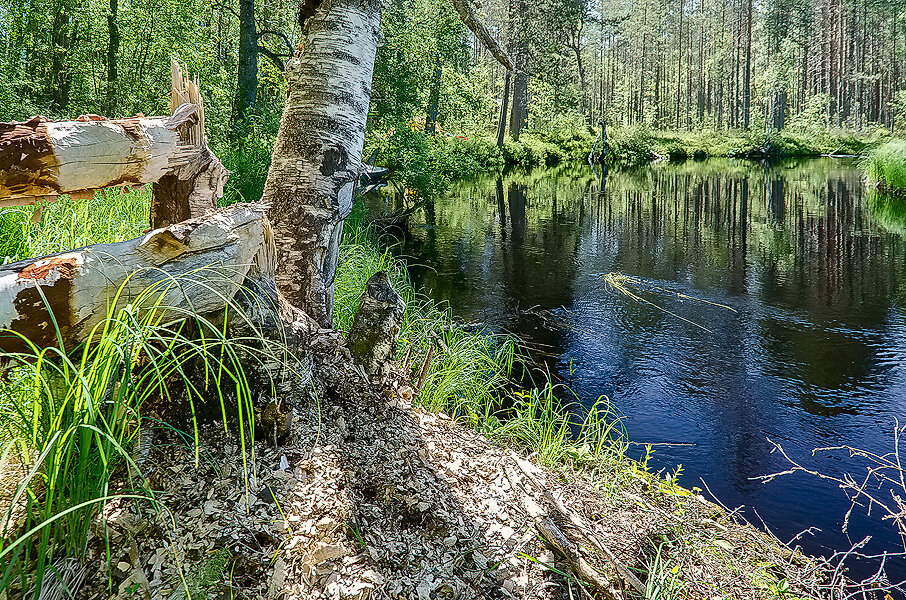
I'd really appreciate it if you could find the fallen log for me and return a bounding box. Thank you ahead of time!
[1,60,226,233]
[0,204,306,356]
[0,104,200,207]
[507,452,646,597]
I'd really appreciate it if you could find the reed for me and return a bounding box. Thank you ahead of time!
[866,139,906,193]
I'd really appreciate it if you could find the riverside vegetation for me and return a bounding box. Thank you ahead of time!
[0,188,864,599]
[3,0,906,593]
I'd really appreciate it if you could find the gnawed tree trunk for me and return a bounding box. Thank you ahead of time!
[150,61,228,229]
[234,0,259,133]
[769,88,787,132]
[0,204,300,356]
[261,0,383,329]
[0,106,199,208]
[105,0,119,115]
[262,0,511,328]
[347,271,405,377]
[497,71,511,148]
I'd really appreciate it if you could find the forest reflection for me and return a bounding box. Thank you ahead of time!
[369,158,906,570]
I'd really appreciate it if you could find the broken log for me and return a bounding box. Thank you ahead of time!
[149,59,228,229]
[347,271,405,377]
[0,104,200,207]
[0,204,292,355]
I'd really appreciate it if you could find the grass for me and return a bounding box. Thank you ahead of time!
[0,262,290,597]
[866,139,906,194]
[0,187,151,264]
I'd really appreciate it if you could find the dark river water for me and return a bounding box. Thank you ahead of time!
[369,158,906,583]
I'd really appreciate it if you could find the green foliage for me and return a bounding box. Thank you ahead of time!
[639,536,687,600]
[866,139,906,193]
[370,0,469,129]
[0,275,275,598]
[184,548,232,600]
[365,127,503,197]
[0,188,151,264]
[609,125,657,165]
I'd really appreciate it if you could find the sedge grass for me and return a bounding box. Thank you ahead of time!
[0,271,291,599]
[866,139,906,194]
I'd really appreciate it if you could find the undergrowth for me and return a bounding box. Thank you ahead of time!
[0,270,290,598]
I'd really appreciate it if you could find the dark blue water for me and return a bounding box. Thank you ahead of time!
[370,158,906,585]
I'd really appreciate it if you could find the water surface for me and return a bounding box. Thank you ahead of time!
[370,158,906,581]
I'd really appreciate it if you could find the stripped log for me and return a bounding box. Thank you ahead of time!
[0,105,200,207]
[0,204,314,356]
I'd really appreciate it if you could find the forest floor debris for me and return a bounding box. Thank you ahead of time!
[79,384,827,600]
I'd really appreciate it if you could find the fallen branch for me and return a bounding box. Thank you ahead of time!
[507,452,646,596]
[0,203,315,356]
[450,0,513,71]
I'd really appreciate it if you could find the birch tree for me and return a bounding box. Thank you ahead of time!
[262,0,511,327]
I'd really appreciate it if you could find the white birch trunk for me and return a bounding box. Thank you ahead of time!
[261,0,382,328]
[0,106,199,207]
[0,204,282,354]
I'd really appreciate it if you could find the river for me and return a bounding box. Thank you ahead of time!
[368,158,906,583]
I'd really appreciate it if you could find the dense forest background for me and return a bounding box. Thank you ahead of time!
[1,0,904,198]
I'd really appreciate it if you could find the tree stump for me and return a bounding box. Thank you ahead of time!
[347,271,405,378]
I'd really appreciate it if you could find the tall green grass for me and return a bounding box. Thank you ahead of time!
[866,139,906,193]
[0,272,286,598]
[0,188,151,264]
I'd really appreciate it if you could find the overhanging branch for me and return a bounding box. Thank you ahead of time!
[450,0,513,71]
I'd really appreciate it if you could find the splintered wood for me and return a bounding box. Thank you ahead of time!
[0,59,211,209]
[0,108,200,207]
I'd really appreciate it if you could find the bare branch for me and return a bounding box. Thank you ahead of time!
[257,45,287,72]
[450,0,513,71]
[257,29,294,56]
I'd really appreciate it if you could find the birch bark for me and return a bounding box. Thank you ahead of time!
[261,0,383,328]
[262,0,510,327]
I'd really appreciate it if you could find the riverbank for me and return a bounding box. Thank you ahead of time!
[866,139,906,196]
[610,127,889,163]
[0,190,840,598]
[362,125,892,198]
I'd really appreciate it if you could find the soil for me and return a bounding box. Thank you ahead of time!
[79,381,824,600]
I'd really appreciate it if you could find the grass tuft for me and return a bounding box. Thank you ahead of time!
[866,139,906,193]
[0,272,287,598]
